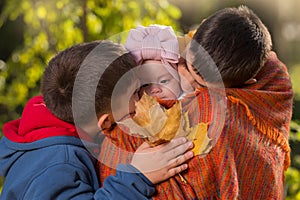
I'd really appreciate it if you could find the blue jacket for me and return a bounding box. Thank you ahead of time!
[0,96,155,200]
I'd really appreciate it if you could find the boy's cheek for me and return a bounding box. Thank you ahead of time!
[178,65,195,93]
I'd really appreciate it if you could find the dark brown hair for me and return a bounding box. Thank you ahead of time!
[42,40,136,125]
[190,5,272,87]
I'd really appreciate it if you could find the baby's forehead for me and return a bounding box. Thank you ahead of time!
[143,60,163,65]
[136,62,171,77]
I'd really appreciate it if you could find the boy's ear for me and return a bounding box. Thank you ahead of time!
[244,78,257,85]
[98,114,114,130]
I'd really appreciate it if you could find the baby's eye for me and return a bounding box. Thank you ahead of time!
[160,79,169,84]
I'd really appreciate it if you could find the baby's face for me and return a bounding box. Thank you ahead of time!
[136,60,182,100]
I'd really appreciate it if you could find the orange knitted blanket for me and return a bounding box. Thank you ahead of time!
[98,51,294,199]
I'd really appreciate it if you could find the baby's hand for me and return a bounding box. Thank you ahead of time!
[130,137,194,184]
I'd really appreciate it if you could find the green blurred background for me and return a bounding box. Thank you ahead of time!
[0,0,299,198]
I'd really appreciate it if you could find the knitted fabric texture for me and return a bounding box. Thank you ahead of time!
[98,52,294,199]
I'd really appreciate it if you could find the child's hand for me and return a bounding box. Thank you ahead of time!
[130,137,194,184]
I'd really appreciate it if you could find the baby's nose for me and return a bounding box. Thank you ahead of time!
[149,84,162,94]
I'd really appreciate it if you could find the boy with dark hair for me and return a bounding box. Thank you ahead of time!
[175,5,294,199]
[188,5,272,88]
[0,40,193,200]
[99,6,294,199]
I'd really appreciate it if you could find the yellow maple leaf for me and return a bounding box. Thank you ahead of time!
[119,94,213,155]
[132,93,157,127]
[118,94,169,140]
[176,112,212,155]
[148,101,182,145]
[186,122,212,155]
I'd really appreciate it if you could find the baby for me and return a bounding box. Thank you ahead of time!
[125,24,186,100]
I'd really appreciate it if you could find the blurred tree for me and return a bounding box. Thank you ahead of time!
[0,0,181,192]
[286,121,300,199]
[290,65,300,120]
[0,0,181,134]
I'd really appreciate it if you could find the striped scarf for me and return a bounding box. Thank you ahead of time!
[98,51,294,199]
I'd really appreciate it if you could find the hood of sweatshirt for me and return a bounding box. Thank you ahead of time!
[3,95,80,143]
[0,95,99,177]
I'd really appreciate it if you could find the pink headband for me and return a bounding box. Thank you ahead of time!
[125,25,180,80]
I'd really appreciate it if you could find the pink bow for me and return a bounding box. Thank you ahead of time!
[125,25,180,80]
